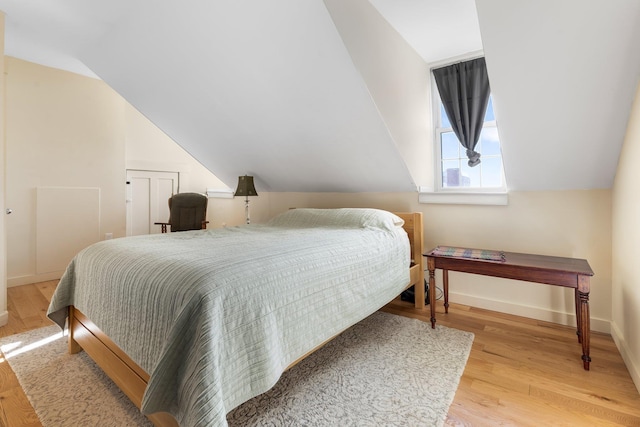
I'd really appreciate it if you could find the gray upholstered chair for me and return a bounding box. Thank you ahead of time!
[155,192,209,233]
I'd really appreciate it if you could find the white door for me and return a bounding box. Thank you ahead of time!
[126,170,179,236]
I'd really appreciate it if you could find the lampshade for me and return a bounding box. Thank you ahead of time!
[234,175,258,197]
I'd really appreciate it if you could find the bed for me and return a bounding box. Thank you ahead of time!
[47,208,424,427]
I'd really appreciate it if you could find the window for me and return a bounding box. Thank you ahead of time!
[433,75,506,192]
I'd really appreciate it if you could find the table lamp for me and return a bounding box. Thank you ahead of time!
[234,175,258,224]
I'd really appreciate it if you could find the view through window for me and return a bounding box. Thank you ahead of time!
[435,95,505,190]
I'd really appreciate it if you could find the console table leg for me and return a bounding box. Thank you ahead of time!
[578,290,591,370]
[443,269,449,313]
[427,256,436,329]
[575,288,582,344]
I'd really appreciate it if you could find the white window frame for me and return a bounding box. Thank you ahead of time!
[420,53,508,206]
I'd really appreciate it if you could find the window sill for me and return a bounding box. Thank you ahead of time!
[418,189,508,206]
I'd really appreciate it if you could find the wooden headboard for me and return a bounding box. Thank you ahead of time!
[394,212,425,308]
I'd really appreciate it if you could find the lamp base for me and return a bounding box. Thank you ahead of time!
[245,197,250,224]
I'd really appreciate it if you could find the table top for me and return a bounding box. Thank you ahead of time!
[425,247,594,276]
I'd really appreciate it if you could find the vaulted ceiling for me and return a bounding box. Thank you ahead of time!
[1,0,639,193]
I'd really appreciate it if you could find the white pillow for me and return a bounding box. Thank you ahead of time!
[267,208,404,231]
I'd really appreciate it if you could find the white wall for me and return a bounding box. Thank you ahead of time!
[324,0,432,188]
[0,13,7,326]
[612,81,640,391]
[3,57,248,287]
[5,57,126,286]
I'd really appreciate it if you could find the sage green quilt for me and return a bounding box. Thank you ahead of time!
[48,209,410,427]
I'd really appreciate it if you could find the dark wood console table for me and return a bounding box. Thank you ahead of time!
[425,247,594,370]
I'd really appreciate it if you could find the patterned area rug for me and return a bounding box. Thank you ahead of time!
[0,312,473,427]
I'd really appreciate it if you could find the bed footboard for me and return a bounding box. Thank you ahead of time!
[68,306,178,427]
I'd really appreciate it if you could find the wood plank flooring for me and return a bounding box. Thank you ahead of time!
[0,282,53,427]
[1,281,639,426]
[382,299,640,426]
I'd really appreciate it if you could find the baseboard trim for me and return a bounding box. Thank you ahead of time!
[449,291,611,334]
[7,271,63,288]
[611,322,640,394]
[0,310,8,327]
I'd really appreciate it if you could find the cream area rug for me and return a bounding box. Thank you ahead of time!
[0,312,473,427]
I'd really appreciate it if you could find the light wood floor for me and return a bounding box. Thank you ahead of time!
[1,281,640,427]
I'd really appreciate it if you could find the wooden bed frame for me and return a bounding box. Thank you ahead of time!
[67,212,424,426]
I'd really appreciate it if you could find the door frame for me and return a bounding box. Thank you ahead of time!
[125,169,180,236]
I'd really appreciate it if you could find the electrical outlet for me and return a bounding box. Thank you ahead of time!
[105,233,113,240]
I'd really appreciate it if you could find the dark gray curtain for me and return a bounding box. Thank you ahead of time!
[433,57,490,167]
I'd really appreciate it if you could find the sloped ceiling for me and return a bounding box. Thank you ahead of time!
[1,0,640,192]
[476,0,640,191]
[369,0,483,64]
[79,1,421,192]
[1,0,419,192]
